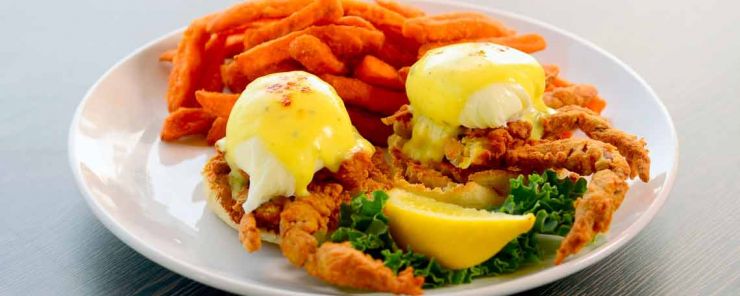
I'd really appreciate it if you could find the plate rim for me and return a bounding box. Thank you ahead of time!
[68,0,679,295]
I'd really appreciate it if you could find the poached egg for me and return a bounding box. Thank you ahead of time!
[218,71,372,213]
[403,42,549,166]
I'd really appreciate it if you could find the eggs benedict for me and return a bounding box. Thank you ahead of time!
[400,42,550,168]
[203,71,373,240]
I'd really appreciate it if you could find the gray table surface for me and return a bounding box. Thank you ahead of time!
[2,0,739,295]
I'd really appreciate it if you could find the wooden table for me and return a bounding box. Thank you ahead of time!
[1,0,738,295]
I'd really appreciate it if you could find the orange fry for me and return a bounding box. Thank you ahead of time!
[195,90,240,118]
[483,33,545,53]
[354,55,403,90]
[206,117,228,145]
[375,0,425,18]
[222,59,302,93]
[198,34,228,92]
[346,106,393,146]
[243,0,344,49]
[403,13,515,43]
[289,35,347,74]
[166,20,210,112]
[426,12,488,21]
[334,16,376,29]
[342,0,405,33]
[232,31,300,85]
[305,25,385,57]
[321,74,407,115]
[233,25,382,81]
[221,62,249,93]
[159,49,176,62]
[398,66,409,84]
[207,0,314,33]
[375,29,419,67]
[245,18,282,29]
[417,33,547,57]
[160,108,215,141]
[225,33,245,57]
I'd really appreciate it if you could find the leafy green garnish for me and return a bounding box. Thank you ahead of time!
[330,170,587,288]
[330,191,394,258]
[498,170,587,236]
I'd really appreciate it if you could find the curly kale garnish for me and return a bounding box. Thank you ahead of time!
[498,170,587,236]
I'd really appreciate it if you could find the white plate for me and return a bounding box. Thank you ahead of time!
[68,0,678,295]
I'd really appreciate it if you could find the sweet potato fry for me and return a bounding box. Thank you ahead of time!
[198,34,228,92]
[306,25,385,57]
[221,18,281,52]
[243,0,344,49]
[233,24,382,80]
[207,0,314,33]
[346,106,393,145]
[161,108,215,141]
[417,33,547,57]
[334,16,376,29]
[159,49,176,62]
[223,59,302,92]
[221,62,249,93]
[403,13,515,43]
[206,117,228,145]
[375,0,424,18]
[342,0,405,33]
[375,29,419,67]
[225,33,245,57]
[166,20,210,112]
[354,55,403,89]
[426,12,488,21]
[232,30,301,83]
[195,90,240,118]
[398,66,409,84]
[484,34,546,53]
[289,35,347,74]
[321,74,407,115]
[245,18,282,29]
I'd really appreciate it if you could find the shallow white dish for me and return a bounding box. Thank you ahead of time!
[68,0,678,294]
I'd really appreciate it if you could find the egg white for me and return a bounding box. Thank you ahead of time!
[231,137,322,213]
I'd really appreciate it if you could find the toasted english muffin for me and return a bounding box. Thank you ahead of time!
[202,154,280,244]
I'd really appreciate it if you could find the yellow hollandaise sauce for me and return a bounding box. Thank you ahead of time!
[223,71,372,212]
[403,42,550,164]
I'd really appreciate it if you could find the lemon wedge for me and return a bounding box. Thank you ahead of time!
[384,189,535,269]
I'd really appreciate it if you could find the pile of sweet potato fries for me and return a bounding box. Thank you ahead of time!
[159,0,548,145]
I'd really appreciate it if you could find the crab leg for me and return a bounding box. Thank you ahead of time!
[238,213,261,252]
[278,183,424,294]
[555,170,628,264]
[543,106,650,182]
[278,183,344,266]
[506,139,632,264]
[506,138,631,179]
[307,242,424,295]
